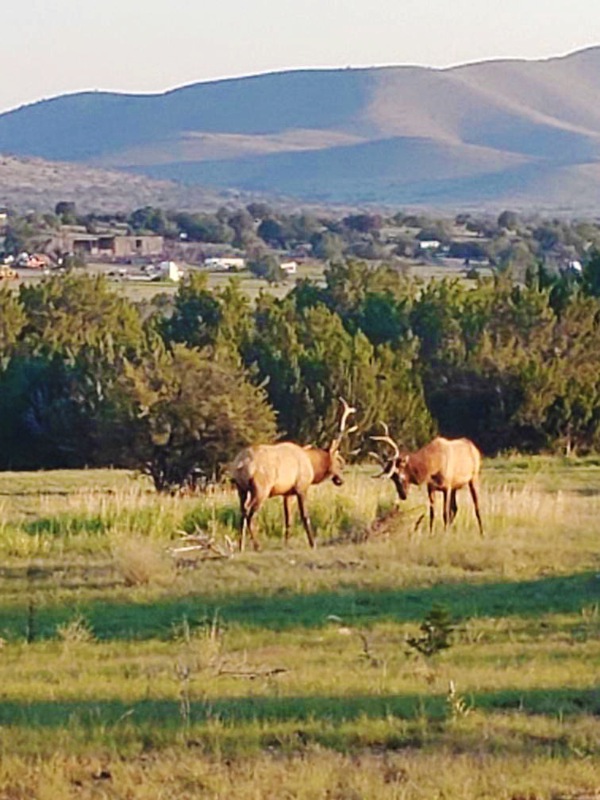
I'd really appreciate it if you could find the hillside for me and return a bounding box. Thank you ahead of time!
[2,47,600,209]
[0,155,241,213]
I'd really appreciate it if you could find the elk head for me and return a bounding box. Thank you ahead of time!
[327,397,357,485]
[370,422,410,500]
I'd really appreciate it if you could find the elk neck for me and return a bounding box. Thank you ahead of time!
[304,446,333,484]
[406,451,429,486]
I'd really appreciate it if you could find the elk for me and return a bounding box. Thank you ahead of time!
[231,398,357,551]
[370,426,483,536]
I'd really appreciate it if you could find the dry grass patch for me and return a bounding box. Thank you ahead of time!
[111,534,176,587]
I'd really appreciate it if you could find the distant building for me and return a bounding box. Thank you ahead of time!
[418,240,441,251]
[158,260,184,282]
[15,252,51,269]
[203,257,245,271]
[280,260,298,275]
[47,228,163,259]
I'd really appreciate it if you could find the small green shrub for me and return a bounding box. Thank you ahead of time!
[407,604,455,658]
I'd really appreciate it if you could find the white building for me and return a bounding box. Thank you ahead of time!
[157,261,184,281]
[204,257,246,271]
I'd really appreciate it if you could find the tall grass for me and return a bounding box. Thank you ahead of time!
[0,462,599,577]
[0,460,599,797]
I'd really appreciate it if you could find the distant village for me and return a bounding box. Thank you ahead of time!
[0,202,597,286]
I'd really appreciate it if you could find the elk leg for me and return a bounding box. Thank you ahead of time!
[245,503,261,551]
[442,488,450,528]
[428,485,436,534]
[469,480,484,537]
[296,493,316,548]
[449,490,458,525]
[240,487,262,552]
[237,488,248,552]
[283,495,292,544]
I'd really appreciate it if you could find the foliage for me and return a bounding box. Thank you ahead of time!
[160,271,222,349]
[0,287,25,356]
[406,604,455,658]
[18,274,146,358]
[247,252,285,284]
[5,229,600,473]
[101,344,277,491]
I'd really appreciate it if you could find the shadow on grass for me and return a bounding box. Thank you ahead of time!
[1,571,599,642]
[0,687,598,731]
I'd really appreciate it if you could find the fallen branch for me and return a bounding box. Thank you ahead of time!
[217,666,288,680]
[169,532,234,559]
[367,504,425,538]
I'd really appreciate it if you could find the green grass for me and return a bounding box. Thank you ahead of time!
[0,458,599,797]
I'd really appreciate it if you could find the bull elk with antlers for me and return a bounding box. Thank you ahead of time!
[371,426,484,536]
[231,398,357,551]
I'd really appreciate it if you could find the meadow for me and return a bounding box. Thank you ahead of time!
[0,457,598,798]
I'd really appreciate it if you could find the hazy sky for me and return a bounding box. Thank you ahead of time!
[2,0,599,113]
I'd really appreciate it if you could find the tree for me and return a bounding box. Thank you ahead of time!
[0,275,149,470]
[257,218,287,249]
[581,251,600,298]
[247,253,285,284]
[55,201,77,224]
[228,208,256,249]
[129,206,170,236]
[161,272,222,350]
[173,212,233,244]
[246,202,272,220]
[0,288,25,356]
[342,213,383,234]
[18,274,146,359]
[103,345,277,491]
[310,231,344,261]
[2,219,36,256]
[497,210,519,230]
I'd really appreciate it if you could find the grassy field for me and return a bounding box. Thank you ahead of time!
[9,256,481,305]
[0,458,599,798]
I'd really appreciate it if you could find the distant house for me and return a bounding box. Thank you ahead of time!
[47,227,163,259]
[110,235,164,258]
[157,260,184,282]
[16,252,51,269]
[418,239,441,251]
[280,260,298,275]
[203,257,245,271]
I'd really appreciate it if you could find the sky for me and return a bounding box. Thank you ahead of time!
[2,0,600,113]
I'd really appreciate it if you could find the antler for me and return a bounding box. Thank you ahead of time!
[338,396,358,436]
[369,420,400,460]
[369,422,401,478]
[367,450,387,478]
[330,397,357,451]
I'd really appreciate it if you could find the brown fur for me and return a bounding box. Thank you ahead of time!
[231,442,345,551]
[384,436,483,535]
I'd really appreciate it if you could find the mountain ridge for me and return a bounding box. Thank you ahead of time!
[2,47,600,210]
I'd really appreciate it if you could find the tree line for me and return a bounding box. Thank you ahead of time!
[2,254,600,488]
